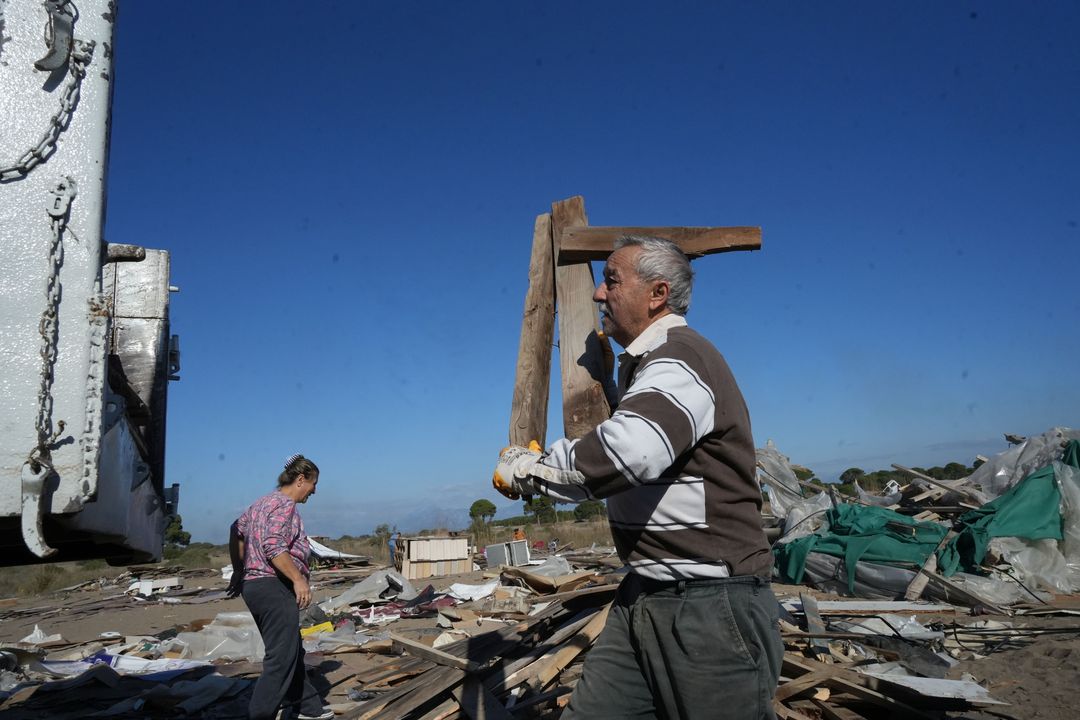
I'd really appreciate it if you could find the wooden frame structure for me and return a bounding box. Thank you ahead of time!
[509,195,761,446]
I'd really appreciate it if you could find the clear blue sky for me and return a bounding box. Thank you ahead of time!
[103,2,1080,543]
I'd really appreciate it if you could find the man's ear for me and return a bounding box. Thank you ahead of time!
[649,281,670,309]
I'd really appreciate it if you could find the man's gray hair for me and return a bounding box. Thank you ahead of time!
[614,235,694,315]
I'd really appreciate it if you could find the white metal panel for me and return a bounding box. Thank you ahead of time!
[0,0,116,516]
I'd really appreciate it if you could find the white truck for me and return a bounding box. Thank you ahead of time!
[1,0,179,564]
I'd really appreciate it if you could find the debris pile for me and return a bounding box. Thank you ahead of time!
[2,429,1079,718]
[761,428,1080,610]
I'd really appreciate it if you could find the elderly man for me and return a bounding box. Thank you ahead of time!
[494,236,782,720]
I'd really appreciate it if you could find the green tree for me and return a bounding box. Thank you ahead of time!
[574,500,606,521]
[524,496,556,524]
[469,499,497,524]
[164,515,190,546]
[373,523,393,545]
[839,468,865,485]
[943,462,969,480]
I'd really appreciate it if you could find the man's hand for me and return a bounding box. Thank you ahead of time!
[493,441,543,499]
[293,576,312,609]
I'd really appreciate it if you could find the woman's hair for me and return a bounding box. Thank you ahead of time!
[278,454,319,487]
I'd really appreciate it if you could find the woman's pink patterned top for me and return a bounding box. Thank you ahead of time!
[236,490,311,580]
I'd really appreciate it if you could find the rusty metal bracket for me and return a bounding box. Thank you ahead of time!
[34,0,75,72]
[21,461,58,559]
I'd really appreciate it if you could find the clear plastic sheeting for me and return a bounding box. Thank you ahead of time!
[756,440,806,519]
[519,556,573,578]
[319,569,418,613]
[853,480,902,507]
[446,579,500,602]
[800,552,912,599]
[159,611,265,661]
[831,614,943,641]
[777,492,833,544]
[756,440,834,543]
[989,460,1080,594]
[963,427,1080,499]
[302,619,388,654]
[798,552,1039,606]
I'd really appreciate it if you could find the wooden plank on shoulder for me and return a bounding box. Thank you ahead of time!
[509,213,556,447]
[558,226,762,263]
[551,196,610,439]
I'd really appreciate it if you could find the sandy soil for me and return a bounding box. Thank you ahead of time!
[943,613,1080,720]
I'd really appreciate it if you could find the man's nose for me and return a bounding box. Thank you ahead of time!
[592,284,605,303]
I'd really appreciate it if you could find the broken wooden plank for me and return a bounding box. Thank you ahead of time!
[782,654,938,719]
[551,196,610,439]
[774,670,833,702]
[416,698,461,720]
[390,632,481,673]
[558,225,762,263]
[509,213,556,448]
[451,678,514,720]
[484,608,599,693]
[368,665,465,720]
[772,698,817,720]
[810,698,867,720]
[904,529,957,601]
[892,464,982,505]
[509,603,609,694]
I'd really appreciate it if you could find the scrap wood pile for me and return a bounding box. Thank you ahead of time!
[771,592,1017,719]
[0,554,622,719]
[335,583,617,719]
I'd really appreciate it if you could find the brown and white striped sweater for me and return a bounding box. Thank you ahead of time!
[532,315,772,580]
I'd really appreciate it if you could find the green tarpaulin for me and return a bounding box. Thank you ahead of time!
[774,441,1080,592]
[774,504,948,593]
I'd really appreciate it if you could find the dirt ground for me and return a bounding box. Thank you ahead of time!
[941,613,1080,720]
[2,572,1079,719]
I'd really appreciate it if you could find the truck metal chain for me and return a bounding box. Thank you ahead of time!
[0,38,95,183]
[27,177,78,474]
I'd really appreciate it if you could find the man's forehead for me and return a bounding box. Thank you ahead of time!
[605,246,640,274]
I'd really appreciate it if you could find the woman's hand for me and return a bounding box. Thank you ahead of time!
[226,571,244,598]
[293,576,312,609]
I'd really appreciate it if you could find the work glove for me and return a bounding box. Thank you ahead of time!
[493,440,543,500]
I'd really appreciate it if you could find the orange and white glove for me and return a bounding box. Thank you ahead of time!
[493,440,543,500]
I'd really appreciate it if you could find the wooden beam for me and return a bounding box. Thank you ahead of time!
[390,632,481,673]
[558,225,761,263]
[552,197,610,439]
[451,678,514,720]
[903,530,957,602]
[495,603,610,694]
[509,213,556,447]
[782,654,938,720]
[810,698,867,720]
[891,464,982,505]
[774,670,832,702]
